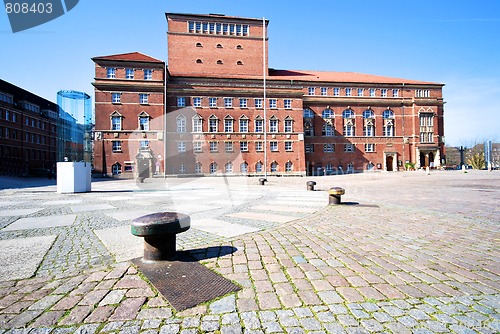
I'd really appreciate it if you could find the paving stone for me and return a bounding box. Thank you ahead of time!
[210,294,236,314]
[109,297,146,321]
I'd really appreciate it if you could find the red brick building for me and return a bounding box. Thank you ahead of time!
[92,13,445,177]
[0,79,58,177]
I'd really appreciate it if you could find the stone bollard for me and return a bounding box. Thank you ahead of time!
[259,178,267,186]
[306,181,316,191]
[328,187,345,205]
[131,212,190,261]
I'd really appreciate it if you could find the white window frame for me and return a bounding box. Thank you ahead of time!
[192,117,202,133]
[225,141,234,152]
[112,93,121,104]
[178,141,186,153]
[270,141,278,152]
[285,141,292,151]
[139,94,148,104]
[125,68,134,80]
[284,99,292,109]
[269,99,277,109]
[224,118,233,133]
[239,118,249,133]
[210,141,218,152]
[224,97,233,108]
[255,119,264,133]
[193,141,203,152]
[193,97,202,107]
[112,141,121,152]
[240,141,248,152]
[321,87,327,96]
[269,119,278,133]
[107,67,116,79]
[308,87,315,95]
[144,69,153,80]
[255,141,263,151]
[111,116,122,131]
[255,98,263,109]
[365,143,375,152]
[284,120,293,133]
[176,115,186,133]
[333,87,340,96]
[209,97,217,108]
[139,116,149,131]
[239,98,247,108]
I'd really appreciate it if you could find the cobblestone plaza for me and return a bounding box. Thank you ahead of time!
[0,171,498,333]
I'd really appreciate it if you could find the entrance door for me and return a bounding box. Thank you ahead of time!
[138,159,150,178]
[386,156,394,171]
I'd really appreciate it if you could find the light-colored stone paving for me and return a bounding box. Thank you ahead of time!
[2,215,76,231]
[0,171,498,333]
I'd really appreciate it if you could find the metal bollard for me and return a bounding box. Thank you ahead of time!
[306,181,316,191]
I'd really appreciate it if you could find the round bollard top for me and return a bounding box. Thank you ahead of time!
[307,181,317,186]
[329,187,345,195]
[131,212,190,237]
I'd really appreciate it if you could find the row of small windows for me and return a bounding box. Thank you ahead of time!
[0,92,14,104]
[196,42,243,49]
[305,143,377,153]
[304,108,395,119]
[196,59,244,65]
[188,21,249,36]
[177,97,293,109]
[174,140,296,154]
[106,68,154,80]
[307,87,432,98]
[0,146,54,161]
[1,109,55,131]
[177,115,295,133]
[111,113,150,131]
[0,127,55,145]
[308,87,400,98]
[112,93,149,104]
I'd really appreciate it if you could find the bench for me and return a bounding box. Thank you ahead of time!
[131,212,190,261]
[328,187,345,205]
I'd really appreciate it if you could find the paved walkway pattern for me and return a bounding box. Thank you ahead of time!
[0,171,498,333]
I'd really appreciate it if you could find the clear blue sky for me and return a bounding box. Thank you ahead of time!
[1,0,499,147]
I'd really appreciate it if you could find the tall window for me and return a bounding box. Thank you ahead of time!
[285,161,293,172]
[419,113,434,143]
[256,161,263,172]
[357,88,364,96]
[369,88,376,97]
[107,68,116,79]
[224,97,233,108]
[345,88,352,96]
[112,93,121,104]
[210,142,218,152]
[144,69,153,80]
[239,98,247,108]
[364,124,374,136]
[365,143,375,152]
[321,87,327,96]
[271,162,278,172]
[239,117,249,132]
[193,97,202,107]
[381,89,387,97]
[209,97,217,108]
[343,109,355,137]
[284,99,292,109]
[224,117,233,132]
[209,116,218,132]
[285,141,292,151]
[111,116,121,131]
[240,141,248,152]
[240,162,248,173]
[363,109,375,137]
[270,141,278,152]
[125,68,134,79]
[210,162,218,174]
[192,116,202,132]
[225,162,233,173]
[269,118,278,133]
[269,99,277,109]
[333,87,340,96]
[393,89,399,97]
[225,142,233,152]
[383,109,395,137]
[176,115,186,133]
[255,98,263,109]
[139,94,148,104]
[308,87,315,95]
[284,119,293,133]
[255,142,263,151]
[112,141,121,152]
[255,118,264,132]
[177,97,186,107]
[178,142,186,153]
[139,116,149,131]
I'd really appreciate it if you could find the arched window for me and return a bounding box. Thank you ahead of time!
[217,60,223,65]
[342,109,355,118]
[112,163,121,175]
[196,42,202,47]
[363,109,374,119]
[383,109,394,119]
[225,162,233,173]
[236,61,243,65]
[285,161,293,172]
[303,108,314,118]
[271,162,278,172]
[216,44,223,48]
[195,162,202,174]
[240,162,248,173]
[236,45,243,50]
[210,162,218,174]
[196,59,203,64]
[256,161,263,173]
[322,109,334,119]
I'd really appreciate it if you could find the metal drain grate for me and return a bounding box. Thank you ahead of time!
[132,253,241,311]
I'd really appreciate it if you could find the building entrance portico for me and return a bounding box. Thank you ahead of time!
[384,152,398,171]
[417,146,440,169]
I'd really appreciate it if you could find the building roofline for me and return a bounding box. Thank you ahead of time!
[92,52,164,63]
[166,12,269,25]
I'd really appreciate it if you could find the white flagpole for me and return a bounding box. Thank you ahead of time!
[263,17,268,179]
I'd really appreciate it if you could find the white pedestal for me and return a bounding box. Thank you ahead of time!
[56,162,91,193]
